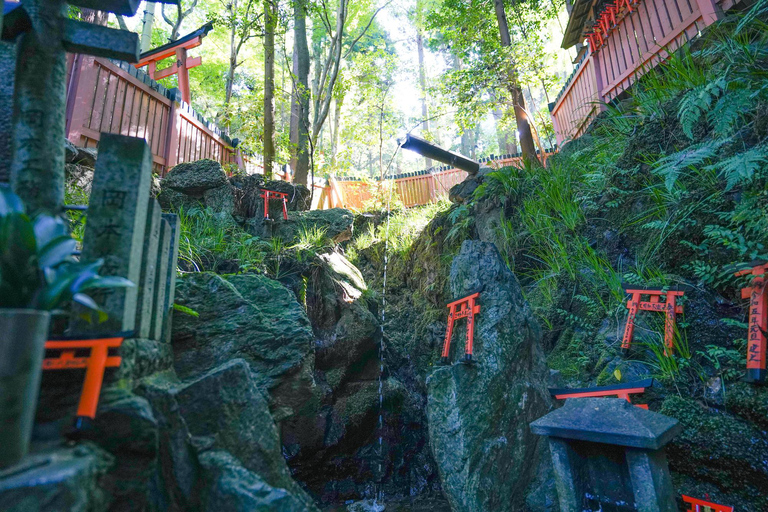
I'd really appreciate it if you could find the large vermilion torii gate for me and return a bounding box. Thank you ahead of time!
[134,22,213,105]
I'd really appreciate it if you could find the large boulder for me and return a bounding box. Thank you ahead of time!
[136,364,319,512]
[162,160,228,195]
[171,273,317,420]
[175,359,313,504]
[248,208,354,244]
[426,240,552,511]
[197,450,312,512]
[0,442,114,512]
[79,388,159,512]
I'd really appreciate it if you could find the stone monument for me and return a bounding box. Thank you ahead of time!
[0,0,175,215]
[76,134,152,333]
[530,398,681,512]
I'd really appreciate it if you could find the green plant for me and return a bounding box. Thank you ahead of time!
[0,186,132,312]
[172,303,199,318]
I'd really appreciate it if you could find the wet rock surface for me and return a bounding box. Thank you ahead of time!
[0,442,113,512]
[426,240,553,511]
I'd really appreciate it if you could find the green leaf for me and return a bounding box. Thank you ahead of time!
[706,145,768,191]
[37,236,77,269]
[173,303,199,317]
[0,185,24,216]
[33,215,69,249]
[72,292,102,312]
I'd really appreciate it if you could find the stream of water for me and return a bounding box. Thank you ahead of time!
[374,147,399,507]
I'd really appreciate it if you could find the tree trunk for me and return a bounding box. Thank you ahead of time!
[492,106,517,156]
[80,9,108,25]
[330,96,343,167]
[291,0,311,186]
[493,0,540,166]
[416,30,432,170]
[222,0,240,128]
[140,3,156,53]
[263,0,276,179]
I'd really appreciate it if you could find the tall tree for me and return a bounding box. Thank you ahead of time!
[493,0,539,165]
[416,29,432,169]
[263,0,277,179]
[290,0,311,184]
[212,0,263,125]
[292,0,391,186]
[162,0,199,41]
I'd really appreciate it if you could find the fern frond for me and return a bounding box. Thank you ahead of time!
[709,87,752,138]
[653,140,724,191]
[706,144,768,190]
[678,78,725,139]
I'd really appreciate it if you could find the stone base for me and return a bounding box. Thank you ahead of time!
[0,441,113,512]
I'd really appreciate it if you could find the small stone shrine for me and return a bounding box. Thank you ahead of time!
[530,398,681,512]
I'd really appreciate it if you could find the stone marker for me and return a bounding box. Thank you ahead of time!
[530,398,681,512]
[135,199,161,339]
[0,38,14,184]
[160,213,180,343]
[76,134,152,333]
[150,218,171,341]
[0,0,175,216]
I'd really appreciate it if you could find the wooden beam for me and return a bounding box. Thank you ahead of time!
[135,36,202,67]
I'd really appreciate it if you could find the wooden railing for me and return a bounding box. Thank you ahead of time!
[317,152,554,211]
[65,55,238,175]
[550,0,737,144]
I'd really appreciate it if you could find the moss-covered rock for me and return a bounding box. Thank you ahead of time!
[171,272,317,420]
[162,160,228,195]
[660,395,768,511]
[426,241,553,511]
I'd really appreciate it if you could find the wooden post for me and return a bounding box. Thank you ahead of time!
[66,56,100,146]
[176,47,190,104]
[589,50,607,112]
[163,99,182,174]
[695,0,722,26]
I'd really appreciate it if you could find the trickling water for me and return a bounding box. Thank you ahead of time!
[374,146,399,507]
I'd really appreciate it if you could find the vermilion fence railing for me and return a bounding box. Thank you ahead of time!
[317,152,554,211]
[551,0,737,144]
[65,55,238,175]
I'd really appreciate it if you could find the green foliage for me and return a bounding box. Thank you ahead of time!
[173,303,200,318]
[349,200,452,264]
[0,186,132,312]
[177,206,267,273]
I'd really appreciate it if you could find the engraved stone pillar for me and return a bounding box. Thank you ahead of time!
[135,199,162,338]
[76,134,152,333]
[10,0,68,215]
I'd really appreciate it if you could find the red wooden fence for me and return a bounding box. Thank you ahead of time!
[65,55,238,175]
[551,0,736,144]
[318,152,554,210]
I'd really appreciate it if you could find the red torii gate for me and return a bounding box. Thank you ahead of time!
[134,22,213,104]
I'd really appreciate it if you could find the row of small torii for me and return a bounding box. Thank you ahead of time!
[438,263,766,512]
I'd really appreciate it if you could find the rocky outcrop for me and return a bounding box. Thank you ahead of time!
[248,208,355,243]
[158,160,234,214]
[0,442,114,512]
[426,240,552,511]
[661,395,768,510]
[171,272,317,421]
[135,360,319,512]
[162,160,228,195]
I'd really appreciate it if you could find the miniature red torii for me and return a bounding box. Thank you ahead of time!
[622,284,687,356]
[43,333,129,429]
[549,379,653,409]
[261,189,289,220]
[735,262,768,384]
[682,495,733,512]
[441,292,481,364]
